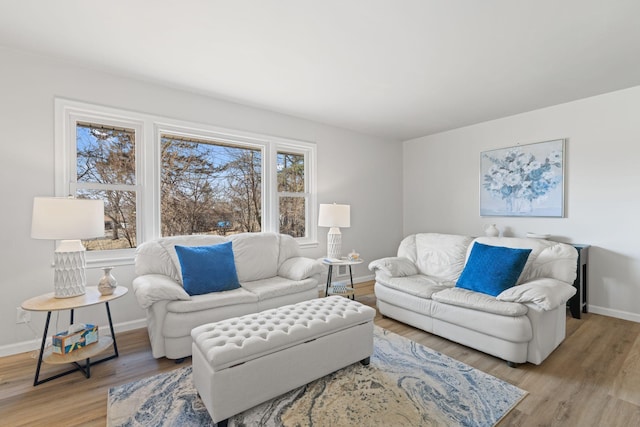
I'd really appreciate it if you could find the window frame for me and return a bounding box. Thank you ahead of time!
[55,99,317,266]
[55,101,146,266]
[275,146,312,239]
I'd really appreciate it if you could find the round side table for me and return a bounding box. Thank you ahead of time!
[21,286,128,386]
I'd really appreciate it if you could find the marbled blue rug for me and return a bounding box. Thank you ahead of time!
[108,327,526,426]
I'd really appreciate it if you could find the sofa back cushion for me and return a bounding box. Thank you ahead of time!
[135,232,290,285]
[135,234,227,283]
[277,234,302,267]
[399,233,474,281]
[229,233,279,282]
[472,237,578,284]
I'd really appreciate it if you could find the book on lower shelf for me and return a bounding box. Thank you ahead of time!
[330,282,352,294]
[52,324,99,354]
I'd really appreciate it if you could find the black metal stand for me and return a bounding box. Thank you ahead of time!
[324,264,356,300]
[33,302,119,386]
[568,245,590,319]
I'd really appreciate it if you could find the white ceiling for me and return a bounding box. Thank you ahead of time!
[2,0,640,141]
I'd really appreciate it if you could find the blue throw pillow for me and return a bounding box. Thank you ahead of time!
[174,241,240,296]
[456,242,532,297]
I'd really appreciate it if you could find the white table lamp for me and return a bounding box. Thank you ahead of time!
[318,203,350,260]
[31,197,105,298]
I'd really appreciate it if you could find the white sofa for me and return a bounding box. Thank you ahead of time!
[369,233,578,366]
[132,232,324,359]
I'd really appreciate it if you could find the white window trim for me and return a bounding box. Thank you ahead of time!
[55,98,318,266]
[55,101,146,266]
[274,143,316,246]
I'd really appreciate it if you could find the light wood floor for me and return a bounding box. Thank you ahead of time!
[2,282,640,426]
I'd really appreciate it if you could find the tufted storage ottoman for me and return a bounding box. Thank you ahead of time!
[191,296,376,426]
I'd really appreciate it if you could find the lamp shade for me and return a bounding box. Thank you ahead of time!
[318,203,350,228]
[31,197,105,240]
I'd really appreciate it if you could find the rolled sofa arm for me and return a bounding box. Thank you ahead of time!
[278,257,326,281]
[132,274,191,309]
[496,278,577,311]
[368,257,419,277]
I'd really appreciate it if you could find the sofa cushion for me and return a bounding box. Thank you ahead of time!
[431,299,532,342]
[374,282,437,317]
[433,288,528,316]
[374,274,453,299]
[241,277,318,301]
[164,295,259,338]
[414,233,475,281]
[134,239,181,280]
[277,234,302,267]
[175,242,241,296]
[230,233,279,282]
[456,242,531,297]
[166,287,258,313]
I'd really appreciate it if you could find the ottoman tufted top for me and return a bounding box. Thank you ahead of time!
[191,296,375,370]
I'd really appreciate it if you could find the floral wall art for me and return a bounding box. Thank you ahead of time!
[480,139,565,217]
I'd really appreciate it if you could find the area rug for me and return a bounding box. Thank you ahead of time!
[108,327,526,426]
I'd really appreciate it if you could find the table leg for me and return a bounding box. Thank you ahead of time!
[33,311,52,386]
[105,302,119,357]
[348,266,355,300]
[325,265,333,297]
[83,302,120,365]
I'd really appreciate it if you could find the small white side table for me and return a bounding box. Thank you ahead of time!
[321,259,363,299]
[21,286,128,386]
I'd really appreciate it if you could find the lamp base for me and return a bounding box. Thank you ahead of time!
[327,227,342,260]
[53,240,87,298]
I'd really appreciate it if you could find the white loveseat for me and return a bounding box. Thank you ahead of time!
[369,233,578,366]
[133,232,324,359]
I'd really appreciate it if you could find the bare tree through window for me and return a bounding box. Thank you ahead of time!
[278,151,306,237]
[76,123,137,250]
[160,135,262,237]
[73,121,309,251]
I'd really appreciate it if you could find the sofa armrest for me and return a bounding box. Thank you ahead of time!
[368,257,419,277]
[496,278,577,311]
[278,257,325,281]
[132,274,191,309]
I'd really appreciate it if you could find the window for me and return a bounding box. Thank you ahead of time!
[160,134,262,237]
[56,99,316,263]
[277,150,307,238]
[76,123,138,250]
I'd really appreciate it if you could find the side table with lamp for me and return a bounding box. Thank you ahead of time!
[318,203,361,298]
[25,196,127,385]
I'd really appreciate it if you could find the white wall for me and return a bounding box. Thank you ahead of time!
[0,48,403,354]
[404,85,640,322]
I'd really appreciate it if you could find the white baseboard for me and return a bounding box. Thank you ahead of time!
[588,305,640,323]
[0,318,147,358]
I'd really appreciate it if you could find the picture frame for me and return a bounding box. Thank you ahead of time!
[480,139,565,217]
